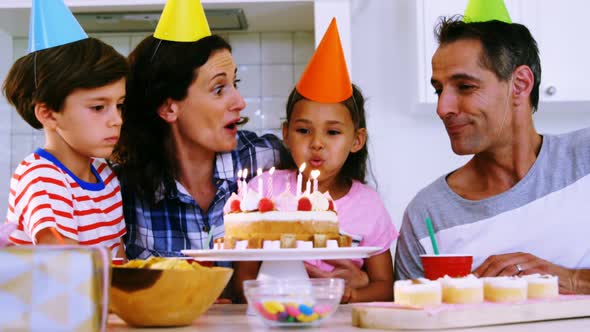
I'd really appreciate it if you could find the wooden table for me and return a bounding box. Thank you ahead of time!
[107,304,590,331]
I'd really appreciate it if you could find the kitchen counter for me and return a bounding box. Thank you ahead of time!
[107,304,590,331]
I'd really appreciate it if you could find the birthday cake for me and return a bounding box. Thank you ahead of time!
[220,168,349,250]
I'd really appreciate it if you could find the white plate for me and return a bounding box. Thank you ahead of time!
[181,246,382,261]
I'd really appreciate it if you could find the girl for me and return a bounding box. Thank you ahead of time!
[236,85,398,303]
[1,2,128,257]
[235,18,397,303]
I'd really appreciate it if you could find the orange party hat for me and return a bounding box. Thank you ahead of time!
[296,18,352,103]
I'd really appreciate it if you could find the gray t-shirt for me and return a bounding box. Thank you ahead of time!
[395,128,590,280]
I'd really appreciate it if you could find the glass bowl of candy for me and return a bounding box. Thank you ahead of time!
[243,278,344,327]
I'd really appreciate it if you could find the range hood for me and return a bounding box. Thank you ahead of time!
[74,9,248,33]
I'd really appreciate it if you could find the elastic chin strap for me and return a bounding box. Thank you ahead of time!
[34,52,38,89]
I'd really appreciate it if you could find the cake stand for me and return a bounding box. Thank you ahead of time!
[182,247,381,315]
[181,247,382,281]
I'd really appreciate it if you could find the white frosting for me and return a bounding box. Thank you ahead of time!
[440,274,483,288]
[224,210,338,223]
[483,277,527,289]
[223,192,241,214]
[235,240,248,250]
[262,240,281,249]
[326,240,339,248]
[323,191,337,211]
[240,190,260,212]
[522,274,559,285]
[274,189,297,212]
[296,240,313,249]
[394,278,442,293]
[309,191,329,211]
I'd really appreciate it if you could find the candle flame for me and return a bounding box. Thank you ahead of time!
[243,168,248,178]
[257,168,262,176]
[311,169,320,179]
[269,166,276,175]
[299,162,307,172]
[237,169,242,178]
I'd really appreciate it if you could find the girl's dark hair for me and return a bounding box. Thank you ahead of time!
[2,37,128,129]
[436,16,541,113]
[112,34,232,204]
[283,84,368,184]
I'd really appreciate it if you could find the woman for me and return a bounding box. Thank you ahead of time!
[113,34,285,259]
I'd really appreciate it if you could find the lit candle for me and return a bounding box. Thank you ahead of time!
[311,170,320,193]
[268,167,276,198]
[242,168,248,195]
[237,169,243,196]
[257,168,263,197]
[296,162,306,197]
[285,173,291,193]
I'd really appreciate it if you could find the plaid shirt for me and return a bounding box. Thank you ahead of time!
[123,131,285,259]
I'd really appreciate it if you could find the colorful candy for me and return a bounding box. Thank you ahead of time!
[313,303,333,316]
[296,313,319,323]
[263,301,285,314]
[277,311,289,322]
[298,304,314,315]
[254,301,334,324]
[285,303,300,317]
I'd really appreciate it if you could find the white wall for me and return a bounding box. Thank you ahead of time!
[0,30,13,216]
[350,0,590,230]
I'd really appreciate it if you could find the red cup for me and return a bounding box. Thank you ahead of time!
[420,254,473,280]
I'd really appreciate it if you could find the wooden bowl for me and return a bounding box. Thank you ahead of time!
[110,264,232,327]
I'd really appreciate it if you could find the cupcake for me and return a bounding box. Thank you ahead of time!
[440,274,484,304]
[522,274,559,299]
[394,278,442,306]
[483,277,527,302]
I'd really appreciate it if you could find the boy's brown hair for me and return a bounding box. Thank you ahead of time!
[2,37,128,129]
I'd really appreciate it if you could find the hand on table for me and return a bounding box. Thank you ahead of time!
[305,259,369,288]
[473,252,576,293]
[305,259,369,303]
[341,286,353,304]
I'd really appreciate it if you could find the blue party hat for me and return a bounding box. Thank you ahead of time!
[28,0,88,53]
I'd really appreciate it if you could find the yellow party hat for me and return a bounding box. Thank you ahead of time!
[154,0,211,42]
[296,18,352,103]
[464,0,512,23]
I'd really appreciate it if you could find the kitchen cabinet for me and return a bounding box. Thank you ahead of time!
[416,0,589,112]
[520,0,590,105]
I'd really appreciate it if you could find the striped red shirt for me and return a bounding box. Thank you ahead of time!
[6,149,126,254]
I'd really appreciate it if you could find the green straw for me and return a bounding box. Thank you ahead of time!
[206,224,216,249]
[425,217,440,255]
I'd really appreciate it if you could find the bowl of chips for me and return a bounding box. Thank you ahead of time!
[109,257,232,327]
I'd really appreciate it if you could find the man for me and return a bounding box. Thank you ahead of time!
[394,16,590,294]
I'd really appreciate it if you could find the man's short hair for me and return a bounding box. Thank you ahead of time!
[435,16,541,113]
